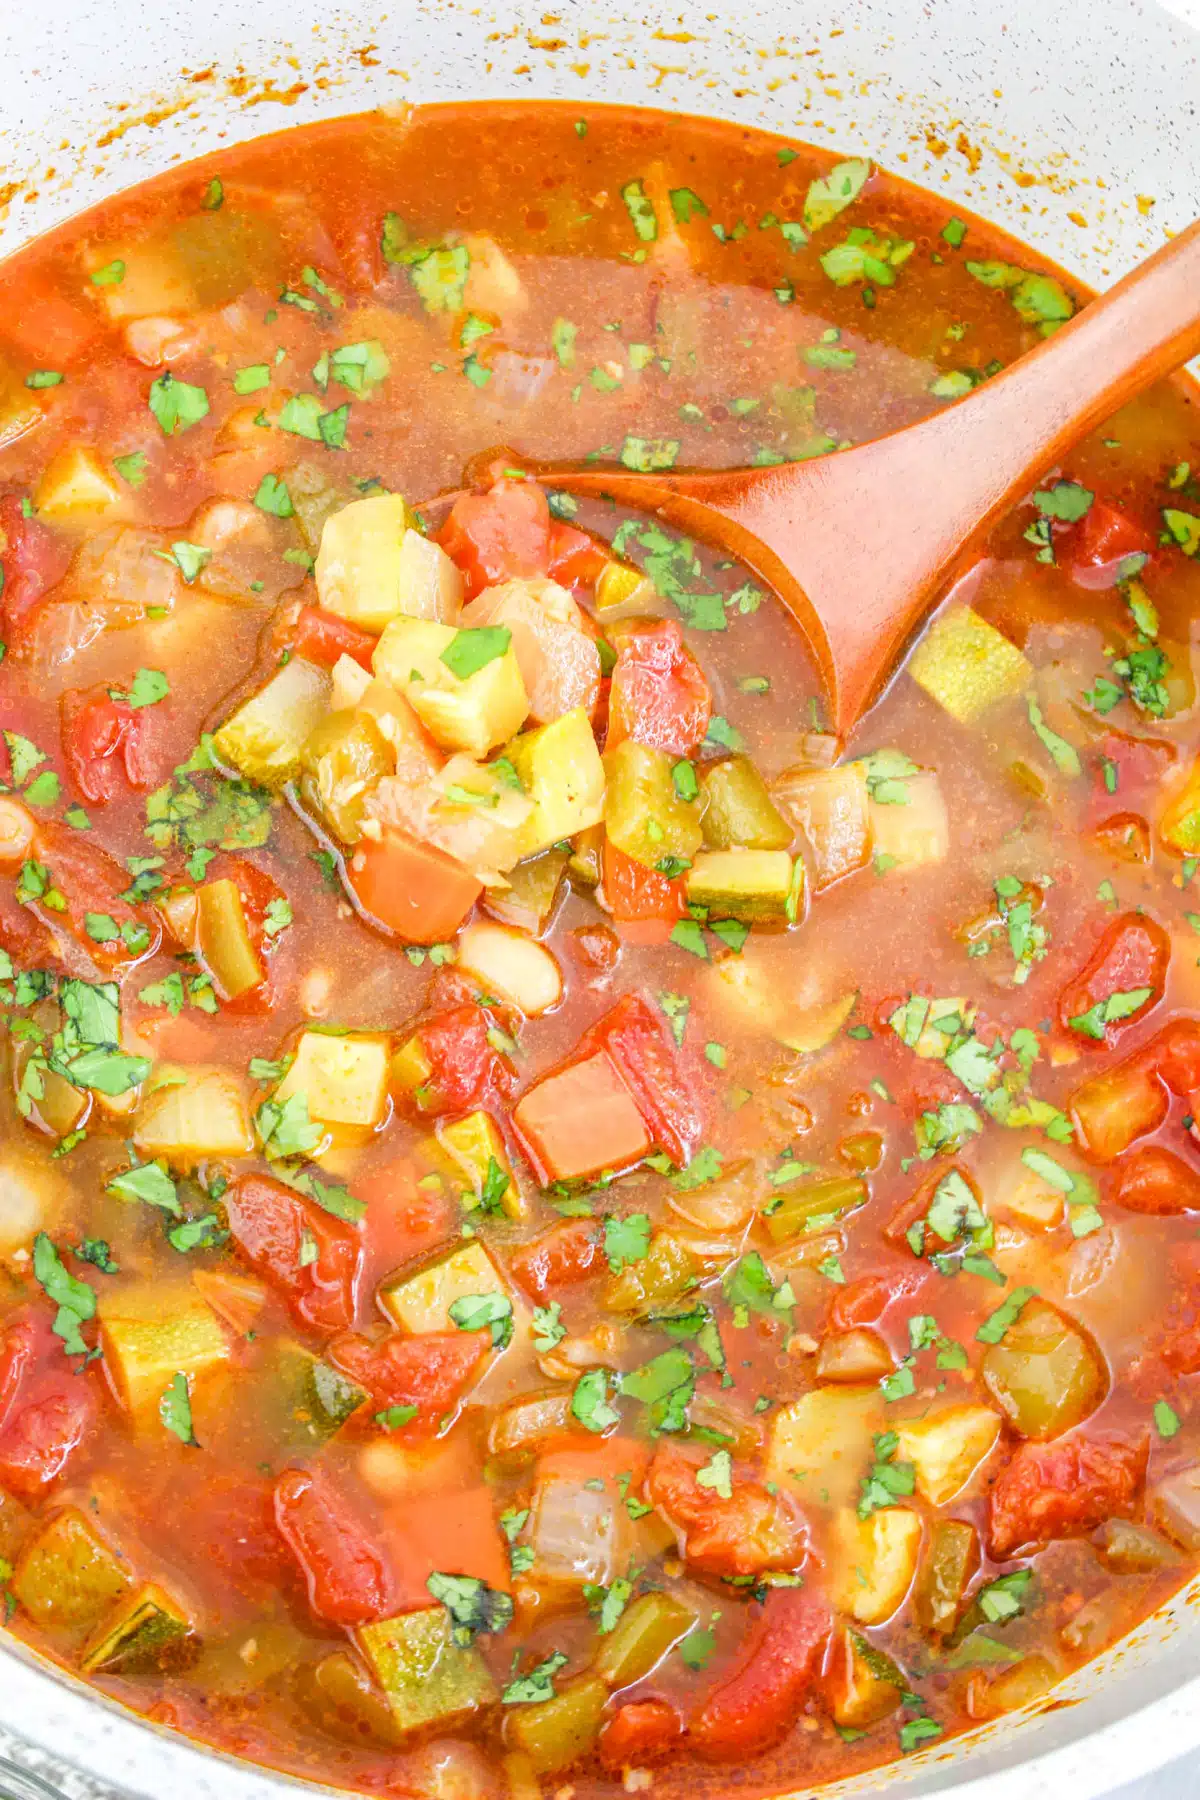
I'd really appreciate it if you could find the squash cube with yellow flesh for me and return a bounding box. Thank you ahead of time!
[773,764,871,891]
[81,1581,196,1674]
[821,1625,904,1728]
[134,1066,253,1163]
[315,494,422,633]
[275,1030,391,1131]
[828,1506,923,1624]
[379,1239,528,1348]
[686,848,795,921]
[99,1283,230,1418]
[894,1404,1001,1505]
[195,877,264,1001]
[980,1296,1107,1440]
[506,708,606,857]
[373,616,528,757]
[430,1111,523,1219]
[765,1385,886,1510]
[34,445,124,521]
[356,1608,497,1739]
[868,771,949,869]
[908,605,1031,724]
[213,657,332,788]
[12,1508,131,1633]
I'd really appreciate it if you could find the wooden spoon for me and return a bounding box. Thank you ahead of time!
[519,219,1200,737]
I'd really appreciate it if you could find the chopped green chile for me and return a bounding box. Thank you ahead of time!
[0,93,1194,1800]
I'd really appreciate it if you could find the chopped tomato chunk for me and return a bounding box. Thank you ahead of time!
[690,1586,832,1762]
[599,1699,683,1771]
[60,685,172,806]
[1059,499,1155,589]
[401,1000,517,1118]
[646,1443,807,1577]
[389,1486,510,1609]
[0,1313,97,1499]
[603,840,688,939]
[510,1218,604,1301]
[513,1049,651,1184]
[0,495,72,637]
[1151,1017,1200,1097]
[1058,911,1168,1044]
[282,604,377,672]
[580,992,704,1167]
[33,821,159,970]
[606,619,711,756]
[828,1266,931,1333]
[329,1329,489,1428]
[438,479,551,599]
[988,1435,1147,1559]
[1113,1146,1200,1215]
[273,1467,394,1625]
[547,520,608,589]
[348,828,482,945]
[224,1173,363,1335]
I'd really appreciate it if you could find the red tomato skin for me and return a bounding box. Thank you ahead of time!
[646,1443,806,1578]
[580,992,703,1167]
[1060,499,1155,590]
[1113,1146,1200,1216]
[0,495,72,637]
[328,1330,490,1428]
[510,1219,603,1302]
[1058,911,1169,1044]
[282,605,376,672]
[1151,1017,1200,1097]
[438,480,551,599]
[60,685,170,805]
[0,1387,95,1499]
[0,1317,37,1433]
[28,821,159,971]
[828,1266,931,1333]
[603,841,688,939]
[408,1002,517,1118]
[988,1435,1147,1559]
[690,1586,832,1762]
[599,1699,683,1771]
[547,521,608,589]
[606,619,712,757]
[224,1173,362,1335]
[273,1467,394,1626]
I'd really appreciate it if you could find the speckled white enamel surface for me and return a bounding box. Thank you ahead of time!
[0,2,1198,1797]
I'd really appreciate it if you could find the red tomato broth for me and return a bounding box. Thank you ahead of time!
[0,98,1195,1799]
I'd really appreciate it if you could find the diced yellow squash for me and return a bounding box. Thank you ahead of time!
[391,1031,435,1103]
[686,848,795,921]
[16,1050,90,1142]
[567,825,604,888]
[81,1580,196,1674]
[507,708,606,856]
[980,1297,1107,1440]
[506,1675,608,1775]
[828,1506,922,1624]
[330,653,373,712]
[195,877,263,1001]
[99,1283,230,1417]
[484,848,568,936]
[0,1488,33,1566]
[315,494,422,633]
[213,657,332,787]
[894,1404,1001,1505]
[913,1518,980,1639]
[766,1385,885,1509]
[604,739,701,870]
[379,1239,528,1347]
[275,1029,391,1130]
[134,1066,253,1162]
[34,445,123,520]
[822,1625,904,1728]
[300,708,394,844]
[868,771,949,869]
[593,1591,695,1687]
[976,1653,1060,1717]
[773,764,871,891]
[594,560,657,616]
[373,616,529,756]
[1161,757,1200,856]
[12,1508,131,1632]
[458,920,562,1016]
[604,1230,697,1315]
[700,756,792,850]
[295,1650,406,1749]
[357,1608,497,1739]
[908,604,1031,724]
[430,1110,523,1220]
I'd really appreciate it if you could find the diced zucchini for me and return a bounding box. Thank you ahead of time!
[913,1518,980,1639]
[134,1066,253,1163]
[822,1625,904,1728]
[1161,757,1200,855]
[567,825,604,889]
[909,605,1031,723]
[815,1329,895,1384]
[505,1675,608,1775]
[594,560,656,616]
[763,1175,866,1242]
[894,1404,1001,1505]
[275,1029,391,1131]
[593,1592,695,1687]
[12,1508,131,1632]
[430,1111,523,1220]
[506,709,607,856]
[773,764,871,890]
[315,495,422,633]
[99,1283,230,1418]
[685,848,794,921]
[604,739,702,871]
[80,1580,196,1674]
[356,1608,497,1739]
[379,1240,527,1345]
[828,1506,922,1624]
[34,445,123,521]
[295,1650,405,1748]
[868,770,949,869]
[374,617,529,757]
[700,757,792,850]
[300,709,393,844]
[213,657,332,787]
[980,1297,1106,1439]
[485,849,568,936]
[275,1343,369,1443]
[288,461,353,558]
[195,878,263,1001]
[777,990,859,1055]
[765,1386,885,1509]
[603,1231,697,1315]
[529,1467,625,1591]
[458,921,563,1016]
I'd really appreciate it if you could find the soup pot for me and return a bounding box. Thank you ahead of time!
[1,0,1199,1795]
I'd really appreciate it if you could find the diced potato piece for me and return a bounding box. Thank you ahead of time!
[195,877,264,1001]
[766,1386,885,1509]
[373,616,529,757]
[300,708,394,843]
[980,1297,1106,1439]
[593,1591,695,1687]
[81,1580,195,1674]
[506,1675,608,1776]
[700,757,792,850]
[12,1509,131,1631]
[513,1052,650,1183]
[867,771,949,869]
[828,1507,922,1624]
[295,1650,406,1749]
[506,709,607,856]
[1161,757,1200,855]
[773,764,871,890]
[913,1518,980,1639]
[331,652,372,712]
[134,1066,253,1163]
[99,1283,230,1417]
[395,528,464,623]
[213,657,332,787]
[315,495,421,633]
[458,921,562,1016]
[430,1111,523,1220]
[357,1609,497,1739]
[686,848,795,921]
[484,849,568,936]
[604,739,701,871]
[816,1329,894,1384]
[822,1625,904,1728]
[908,605,1032,723]
[275,1029,391,1131]
[992,1162,1067,1231]
[529,1468,624,1590]
[894,1405,1001,1505]
[379,1240,527,1347]
[34,445,123,521]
